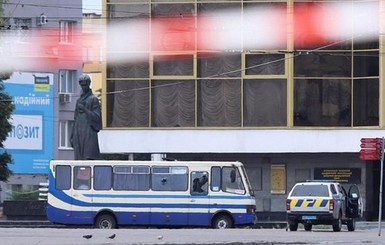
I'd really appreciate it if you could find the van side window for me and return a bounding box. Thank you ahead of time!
[55,165,71,190]
[94,166,112,190]
[74,166,91,190]
[211,167,221,192]
[113,165,150,191]
[152,166,188,191]
[191,171,208,195]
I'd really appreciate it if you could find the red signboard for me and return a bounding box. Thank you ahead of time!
[360,153,380,161]
[361,138,381,144]
[360,142,382,149]
[359,138,383,160]
[360,149,379,154]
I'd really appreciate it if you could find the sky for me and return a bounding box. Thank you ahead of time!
[83,0,102,14]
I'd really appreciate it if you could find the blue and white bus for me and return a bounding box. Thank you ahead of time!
[47,160,256,229]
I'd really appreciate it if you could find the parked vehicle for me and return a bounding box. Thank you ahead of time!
[47,160,256,229]
[286,180,362,232]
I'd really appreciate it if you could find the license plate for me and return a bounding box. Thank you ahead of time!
[302,215,316,220]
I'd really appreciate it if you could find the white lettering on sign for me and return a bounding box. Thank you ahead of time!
[4,115,43,150]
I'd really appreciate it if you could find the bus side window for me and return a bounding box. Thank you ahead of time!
[94,166,112,190]
[55,165,71,190]
[74,166,91,190]
[112,165,150,191]
[152,166,188,191]
[191,171,208,195]
[211,167,221,192]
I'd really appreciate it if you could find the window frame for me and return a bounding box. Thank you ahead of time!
[151,166,188,191]
[55,165,71,190]
[59,20,75,43]
[59,70,76,93]
[59,120,74,149]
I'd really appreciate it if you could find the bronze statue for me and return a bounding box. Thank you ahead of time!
[72,74,101,160]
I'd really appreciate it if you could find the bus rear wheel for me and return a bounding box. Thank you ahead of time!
[95,214,117,229]
[212,214,233,229]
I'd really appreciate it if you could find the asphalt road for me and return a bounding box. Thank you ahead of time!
[1,226,385,245]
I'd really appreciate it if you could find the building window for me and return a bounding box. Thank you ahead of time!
[83,47,94,63]
[243,79,287,126]
[353,51,379,77]
[151,3,195,52]
[153,55,194,77]
[105,1,381,130]
[294,52,351,77]
[107,80,150,127]
[294,79,351,127]
[197,79,241,127]
[108,62,149,78]
[245,54,285,76]
[59,70,76,93]
[14,18,32,29]
[353,78,379,126]
[198,53,241,78]
[13,18,32,42]
[60,21,75,43]
[59,120,74,148]
[151,80,195,127]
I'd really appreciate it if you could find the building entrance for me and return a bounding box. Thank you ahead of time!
[371,161,385,221]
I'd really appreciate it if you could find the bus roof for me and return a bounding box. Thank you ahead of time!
[50,160,244,167]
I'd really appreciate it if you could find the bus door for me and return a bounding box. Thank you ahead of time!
[189,171,211,226]
[72,166,92,222]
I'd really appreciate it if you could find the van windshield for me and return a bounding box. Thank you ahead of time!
[291,184,329,197]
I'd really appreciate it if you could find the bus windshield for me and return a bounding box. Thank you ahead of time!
[240,166,254,196]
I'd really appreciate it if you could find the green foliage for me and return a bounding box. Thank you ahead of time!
[10,190,39,201]
[0,71,12,80]
[0,80,15,181]
[0,1,9,25]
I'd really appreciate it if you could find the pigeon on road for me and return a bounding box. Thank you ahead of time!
[83,235,92,239]
[108,234,116,239]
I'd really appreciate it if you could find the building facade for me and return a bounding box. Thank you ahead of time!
[0,0,83,202]
[101,0,385,221]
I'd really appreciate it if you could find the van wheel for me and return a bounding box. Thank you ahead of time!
[304,224,312,231]
[212,214,233,229]
[332,212,342,232]
[95,214,117,229]
[289,222,298,231]
[347,218,356,231]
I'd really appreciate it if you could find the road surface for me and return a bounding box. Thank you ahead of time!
[1,226,385,244]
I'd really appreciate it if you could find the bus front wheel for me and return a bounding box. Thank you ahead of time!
[212,214,233,229]
[95,214,117,229]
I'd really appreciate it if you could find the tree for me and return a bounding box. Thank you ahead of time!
[0,71,14,181]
